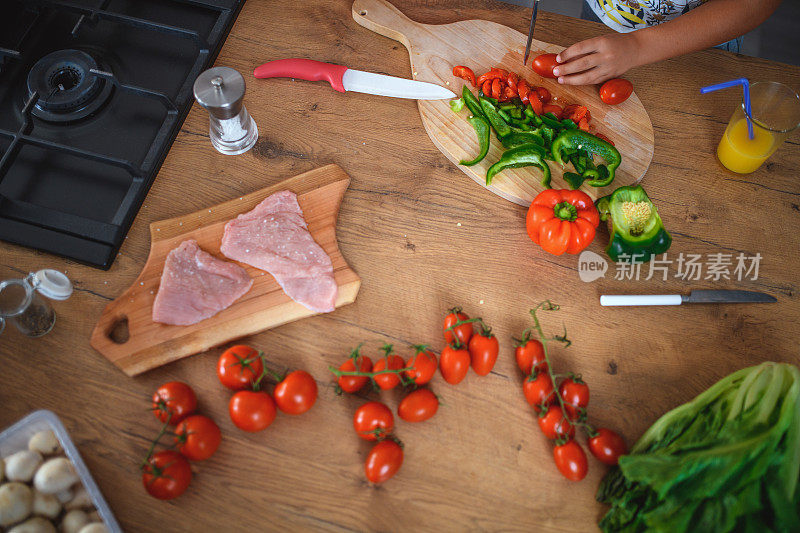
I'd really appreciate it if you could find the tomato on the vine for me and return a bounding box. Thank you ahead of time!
[142,450,192,500]
[174,415,222,461]
[443,307,473,345]
[405,345,437,385]
[439,344,470,385]
[532,53,558,78]
[515,338,547,375]
[537,405,575,440]
[588,428,627,465]
[365,440,403,484]
[553,440,588,481]
[468,325,499,376]
[559,377,590,419]
[216,345,263,391]
[337,349,373,393]
[353,401,394,441]
[274,370,318,415]
[599,78,633,105]
[398,389,439,423]
[229,390,276,432]
[151,382,197,425]
[373,351,406,390]
[523,371,554,409]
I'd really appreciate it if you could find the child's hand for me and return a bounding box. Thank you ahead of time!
[553,33,641,85]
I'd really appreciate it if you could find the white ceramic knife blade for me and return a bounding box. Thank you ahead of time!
[600,290,777,306]
[342,69,455,100]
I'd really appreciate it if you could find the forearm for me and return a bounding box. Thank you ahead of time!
[631,0,782,67]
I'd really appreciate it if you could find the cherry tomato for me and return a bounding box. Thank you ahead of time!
[553,440,588,481]
[491,78,502,100]
[174,415,222,461]
[439,344,470,385]
[523,372,554,409]
[468,327,499,376]
[229,390,276,432]
[559,377,589,420]
[532,54,558,78]
[151,382,197,425]
[563,104,588,123]
[365,440,403,484]
[477,71,504,87]
[517,80,531,104]
[405,346,437,385]
[503,85,517,100]
[373,353,406,390]
[578,117,590,131]
[542,103,563,119]
[490,67,510,78]
[274,370,318,415]
[452,65,476,86]
[600,78,633,105]
[537,405,575,440]
[535,86,551,103]
[443,307,473,345]
[528,94,543,115]
[142,450,191,500]
[398,389,439,423]
[515,338,547,375]
[507,71,519,88]
[588,428,627,465]
[216,345,263,391]
[337,350,373,393]
[353,401,394,441]
[481,79,493,96]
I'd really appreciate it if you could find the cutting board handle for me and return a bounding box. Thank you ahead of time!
[352,0,420,48]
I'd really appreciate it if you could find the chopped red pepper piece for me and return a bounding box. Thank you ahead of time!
[452,65,477,87]
[535,87,551,103]
[578,117,590,131]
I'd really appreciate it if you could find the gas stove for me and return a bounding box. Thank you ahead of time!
[0,0,245,269]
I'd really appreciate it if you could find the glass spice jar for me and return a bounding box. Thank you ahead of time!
[0,270,72,338]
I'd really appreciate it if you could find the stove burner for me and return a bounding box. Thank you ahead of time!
[26,49,113,123]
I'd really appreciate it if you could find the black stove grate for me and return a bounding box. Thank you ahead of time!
[0,0,244,269]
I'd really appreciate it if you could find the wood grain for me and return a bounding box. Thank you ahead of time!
[1,1,799,532]
[90,164,361,376]
[352,0,654,205]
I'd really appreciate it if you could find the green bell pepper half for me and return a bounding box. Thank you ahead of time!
[552,130,620,187]
[595,185,672,263]
[486,143,551,187]
[460,116,490,166]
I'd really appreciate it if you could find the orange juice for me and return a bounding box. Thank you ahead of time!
[717,118,776,173]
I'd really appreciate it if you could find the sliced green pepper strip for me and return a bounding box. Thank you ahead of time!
[509,108,523,120]
[515,122,532,131]
[462,86,484,119]
[486,144,551,187]
[449,98,465,112]
[560,119,578,130]
[524,106,537,119]
[498,109,511,122]
[459,116,490,166]
[540,126,555,147]
[499,103,517,111]
[563,172,585,190]
[479,97,511,138]
[595,185,672,263]
[552,130,620,187]
[540,113,563,129]
[501,131,545,149]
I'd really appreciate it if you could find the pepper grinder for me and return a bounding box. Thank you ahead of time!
[193,66,258,155]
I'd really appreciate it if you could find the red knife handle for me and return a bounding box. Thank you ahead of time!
[253,59,349,93]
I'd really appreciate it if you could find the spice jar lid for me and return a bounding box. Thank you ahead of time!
[32,269,72,301]
[193,67,246,120]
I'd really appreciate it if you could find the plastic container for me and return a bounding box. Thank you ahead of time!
[0,410,122,533]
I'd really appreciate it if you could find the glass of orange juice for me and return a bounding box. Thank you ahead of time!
[717,82,800,174]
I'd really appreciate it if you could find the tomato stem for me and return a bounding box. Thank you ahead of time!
[141,419,171,469]
[252,352,285,391]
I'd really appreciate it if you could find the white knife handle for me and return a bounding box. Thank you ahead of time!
[600,294,682,306]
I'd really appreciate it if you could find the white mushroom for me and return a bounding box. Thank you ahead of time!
[28,431,61,456]
[60,509,89,533]
[64,486,92,510]
[78,523,108,533]
[0,482,33,527]
[85,510,100,522]
[54,488,73,504]
[1,457,5,482]
[32,490,60,519]
[5,451,43,483]
[7,516,56,533]
[33,458,78,495]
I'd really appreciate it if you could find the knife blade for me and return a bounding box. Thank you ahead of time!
[523,0,540,65]
[253,58,455,100]
[600,290,777,306]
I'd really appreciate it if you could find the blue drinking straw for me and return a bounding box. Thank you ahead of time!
[700,78,754,139]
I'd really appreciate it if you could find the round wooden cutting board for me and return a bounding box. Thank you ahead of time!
[352,0,654,205]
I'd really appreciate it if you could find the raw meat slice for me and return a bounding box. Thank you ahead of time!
[220,190,338,313]
[152,239,253,325]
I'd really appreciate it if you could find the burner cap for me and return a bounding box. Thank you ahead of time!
[27,49,113,123]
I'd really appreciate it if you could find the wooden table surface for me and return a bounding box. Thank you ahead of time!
[2,1,799,531]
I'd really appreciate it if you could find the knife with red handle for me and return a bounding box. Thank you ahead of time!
[253,58,455,100]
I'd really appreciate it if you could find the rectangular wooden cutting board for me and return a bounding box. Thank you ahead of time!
[90,164,361,376]
[352,0,654,205]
